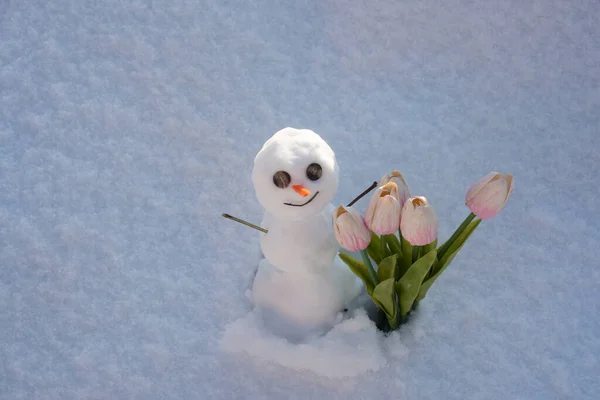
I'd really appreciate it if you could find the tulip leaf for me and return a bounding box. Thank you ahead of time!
[395,249,437,317]
[339,252,375,295]
[384,234,402,255]
[417,251,460,303]
[372,278,397,321]
[377,254,398,282]
[417,219,481,301]
[436,218,481,276]
[437,213,476,261]
[397,236,413,280]
[366,232,383,264]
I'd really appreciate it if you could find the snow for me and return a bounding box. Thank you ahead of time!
[221,307,386,379]
[1,0,599,399]
[250,257,362,340]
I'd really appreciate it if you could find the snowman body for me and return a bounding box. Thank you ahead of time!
[259,203,338,274]
[250,128,362,334]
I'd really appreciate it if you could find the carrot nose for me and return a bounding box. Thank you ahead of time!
[292,184,311,197]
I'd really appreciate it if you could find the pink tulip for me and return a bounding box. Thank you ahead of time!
[333,205,372,251]
[365,182,401,235]
[379,170,411,207]
[465,172,514,219]
[400,196,438,245]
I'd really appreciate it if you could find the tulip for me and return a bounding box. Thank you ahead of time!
[465,172,514,219]
[379,170,411,207]
[400,196,438,246]
[333,205,372,252]
[365,182,401,235]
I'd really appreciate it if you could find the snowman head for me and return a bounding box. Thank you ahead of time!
[252,127,339,220]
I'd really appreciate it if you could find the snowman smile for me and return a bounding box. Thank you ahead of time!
[284,191,320,207]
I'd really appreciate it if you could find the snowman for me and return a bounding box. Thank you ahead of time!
[251,127,362,337]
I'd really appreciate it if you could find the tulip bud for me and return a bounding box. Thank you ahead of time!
[333,205,372,252]
[365,182,401,235]
[379,170,411,207]
[465,172,514,219]
[400,196,438,245]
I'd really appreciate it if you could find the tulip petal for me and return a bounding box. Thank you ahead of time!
[365,187,401,236]
[380,170,411,207]
[370,196,401,235]
[466,179,508,219]
[333,205,372,251]
[465,172,513,219]
[400,197,438,246]
[465,171,499,203]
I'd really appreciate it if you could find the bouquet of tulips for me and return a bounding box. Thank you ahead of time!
[333,171,514,331]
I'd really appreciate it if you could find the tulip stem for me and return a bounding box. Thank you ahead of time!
[397,229,405,257]
[347,181,378,207]
[412,246,422,263]
[385,234,402,255]
[437,212,476,261]
[360,249,379,286]
[423,239,437,255]
[221,213,268,234]
[399,236,413,278]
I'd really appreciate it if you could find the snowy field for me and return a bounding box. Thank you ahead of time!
[1,0,599,399]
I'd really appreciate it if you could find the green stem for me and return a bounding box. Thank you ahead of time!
[388,315,399,330]
[398,229,403,249]
[412,245,422,263]
[391,294,400,329]
[381,235,387,258]
[385,234,402,255]
[400,236,413,278]
[360,249,379,287]
[423,239,437,255]
[438,212,476,261]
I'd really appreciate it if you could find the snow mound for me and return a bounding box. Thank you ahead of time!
[220,308,387,378]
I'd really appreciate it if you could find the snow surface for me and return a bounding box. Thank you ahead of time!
[1,0,599,399]
[221,306,386,379]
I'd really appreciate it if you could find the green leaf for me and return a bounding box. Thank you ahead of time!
[395,249,437,317]
[397,236,413,279]
[384,234,402,255]
[360,249,380,288]
[437,219,481,272]
[372,278,397,321]
[339,252,375,295]
[437,213,476,261]
[417,219,481,301]
[417,251,459,302]
[366,232,383,264]
[377,254,398,282]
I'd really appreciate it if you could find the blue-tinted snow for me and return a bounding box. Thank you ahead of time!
[1,0,599,399]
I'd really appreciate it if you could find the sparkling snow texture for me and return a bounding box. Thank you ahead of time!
[1,0,599,399]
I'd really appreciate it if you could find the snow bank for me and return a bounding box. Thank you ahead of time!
[221,308,388,379]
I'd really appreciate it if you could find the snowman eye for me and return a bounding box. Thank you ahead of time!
[306,163,322,181]
[273,171,291,188]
